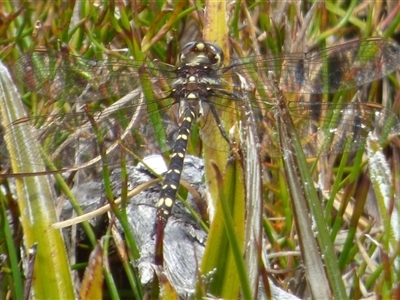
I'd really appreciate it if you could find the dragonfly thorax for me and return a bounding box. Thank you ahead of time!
[171,42,226,119]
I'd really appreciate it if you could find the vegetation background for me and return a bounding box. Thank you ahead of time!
[0,1,399,299]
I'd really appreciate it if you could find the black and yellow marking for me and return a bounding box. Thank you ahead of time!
[156,108,194,224]
[155,108,196,265]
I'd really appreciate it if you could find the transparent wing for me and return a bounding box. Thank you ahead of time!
[207,38,400,157]
[1,92,184,175]
[4,51,179,175]
[258,102,400,158]
[13,50,176,102]
[227,38,400,94]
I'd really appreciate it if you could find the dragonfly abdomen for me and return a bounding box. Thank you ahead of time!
[156,108,195,226]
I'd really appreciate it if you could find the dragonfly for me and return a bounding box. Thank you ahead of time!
[6,37,400,265]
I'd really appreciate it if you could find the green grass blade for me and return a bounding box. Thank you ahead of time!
[0,62,75,298]
[366,133,399,277]
[0,191,24,299]
[276,88,348,299]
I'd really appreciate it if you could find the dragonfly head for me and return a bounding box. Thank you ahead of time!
[178,41,224,70]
